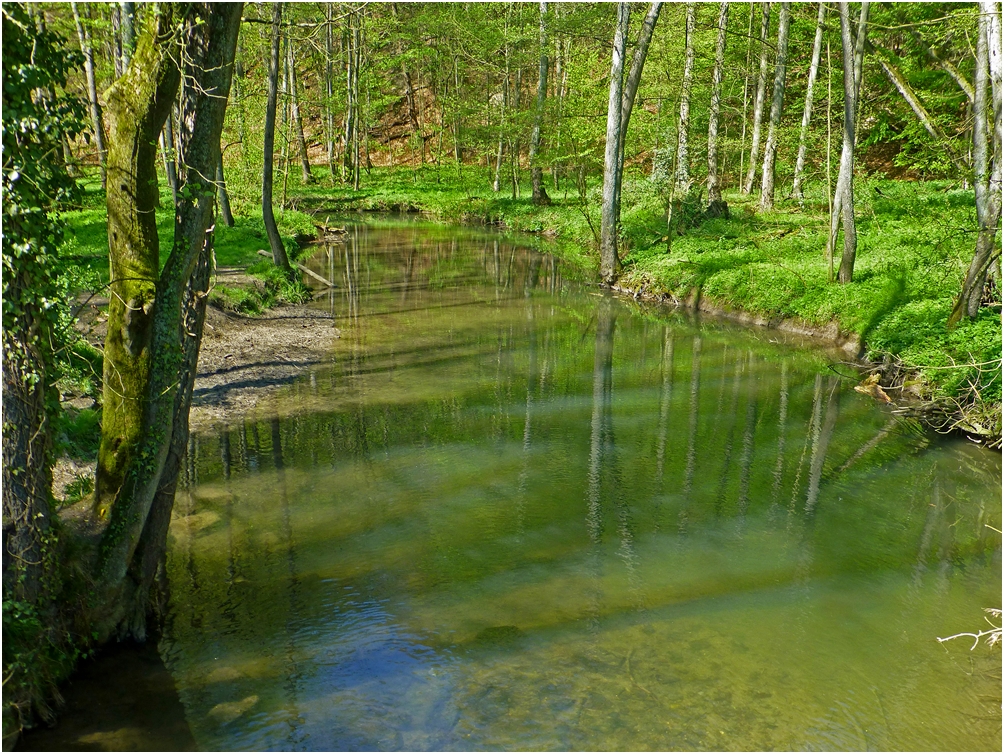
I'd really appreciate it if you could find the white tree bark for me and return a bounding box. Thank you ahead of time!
[792,2,826,200]
[759,2,791,211]
[743,3,772,194]
[675,2,697,192]
[600,3,631,284]
[834,2,860,284]
[707,2,729,206]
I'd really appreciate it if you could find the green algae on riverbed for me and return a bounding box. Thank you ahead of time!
[155,223,1000,751]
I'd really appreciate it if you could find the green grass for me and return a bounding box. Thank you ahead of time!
[286,165,1000,412]
[58,173,318,292]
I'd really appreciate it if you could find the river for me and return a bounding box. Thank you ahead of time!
[24,221,1002,751]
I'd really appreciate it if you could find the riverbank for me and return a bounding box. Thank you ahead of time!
[291,166,1001,447]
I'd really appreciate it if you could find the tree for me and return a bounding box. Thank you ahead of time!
[287,35,314,185]
[601,1,661,285]
[94,4,185,513]
[530,1,551,206]
[600,3,630,285]
[70,1,107,187]
[743,3,771,195]
[706,2,729,211]
[262,2,293,275]
[95,2,243,639]
[950,1,1002,325]
[831,1,866,284]
[791,2,826,201]
[2,2,84,608]
[759,2,791,212]
[674,2,697,193]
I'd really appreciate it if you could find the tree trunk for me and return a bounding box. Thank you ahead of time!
[162,111,178,202]
[792,2,826,200]
[706,2,729,207]
[217,155,234,227]
[120,1,136,67]
[71,2,107,186]
[743,3,771,194]
[262,3,292,274]
[619,1,663,202]
[95,3,243,639]
[326,3,337,180]
[287,38,314,184]
[530,1,551,205]
[95,6,183,516]
[759,1,791,211]
[872,45,966,172]
[950,2,1002,325]
[834,1,861,284]
[600,3,630,285]
[675,2,697,193]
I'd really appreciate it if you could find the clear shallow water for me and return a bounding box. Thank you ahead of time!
[162,222,1000,751]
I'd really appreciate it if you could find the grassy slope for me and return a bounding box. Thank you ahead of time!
[292,165,1000,416]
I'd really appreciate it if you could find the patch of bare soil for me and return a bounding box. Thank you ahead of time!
[57,273,341,499]
[191,302,340,430]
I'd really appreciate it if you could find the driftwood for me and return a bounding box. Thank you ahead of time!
[257,249,337,288]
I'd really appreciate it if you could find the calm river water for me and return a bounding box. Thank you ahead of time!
[33,222,1004,750]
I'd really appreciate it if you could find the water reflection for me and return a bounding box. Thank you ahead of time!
[162,222,1001,751]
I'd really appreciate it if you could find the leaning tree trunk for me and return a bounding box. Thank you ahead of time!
[759,1,791,212]
[287,38,314,185]
[950,1,1002,325]
[94,7,183,516]
[530,1,551,205]
[600,2,630,285]
[262,3,292,274]
[95,2,243,640]
[834,2,860,284]
[743,3,771,194]
[706,2,729,208]
[71,1,107,186]
[618,0,663,215]
[675,2,697,193]
[792,2,826,200]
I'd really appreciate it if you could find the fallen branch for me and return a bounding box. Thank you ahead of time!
[257,250,337,288]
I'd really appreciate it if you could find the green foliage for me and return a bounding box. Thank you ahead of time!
[2,4,86,377]
[53,407,101,462]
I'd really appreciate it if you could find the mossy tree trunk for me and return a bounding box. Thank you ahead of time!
[95,7,183,517]
[94,2,243,641]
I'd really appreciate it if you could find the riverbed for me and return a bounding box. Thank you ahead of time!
[24,221,1002,751]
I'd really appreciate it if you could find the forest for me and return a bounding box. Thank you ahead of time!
[2,1,1002,749]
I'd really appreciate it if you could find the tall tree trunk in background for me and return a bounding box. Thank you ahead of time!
[600,2,630,285]
[352,13,362,191]
[833,2,861,284]
[95,3,242,640]
[675,2,697,193]
[706,2,729,209]
[950,1,1001,325]
[759,2,791,211]
[792,2,826,200]
[743,3,771,194]
[217,156,234,227]
[262,3,292,274]
[94,6,182,516]
[111,3,123,78]
[343,12,355,183]
[162,111,178,203]
[120,1,136,67]
[619,1,663,204]
[287,39,314,184]
[530,1,551,205]
[71,2,107,186]
[325,4,336,180]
